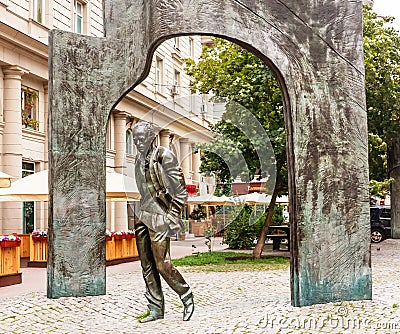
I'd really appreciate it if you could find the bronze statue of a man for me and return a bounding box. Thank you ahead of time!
[132,121,194,323]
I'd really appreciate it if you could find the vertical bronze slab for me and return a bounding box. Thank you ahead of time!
[48,34,108,297]
[48,0,371,305]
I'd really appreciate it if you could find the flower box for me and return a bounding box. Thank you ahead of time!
[125,234,135,239]
[0,240,21,248]
[0,242,21,285]
[106,236,112,241]
[114,234,125,240]
[29,234,48,265]
[32,236,47,242]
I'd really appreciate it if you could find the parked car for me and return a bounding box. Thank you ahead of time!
[370,206,391,243]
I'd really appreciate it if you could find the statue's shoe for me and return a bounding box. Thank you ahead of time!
[181,292,194,321]
[139,312,164,323]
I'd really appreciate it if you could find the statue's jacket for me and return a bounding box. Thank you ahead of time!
[135,146,188,235]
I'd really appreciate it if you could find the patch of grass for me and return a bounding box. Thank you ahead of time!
[135,309,150,322]
[172,251,289,272]
[392,303,399,308]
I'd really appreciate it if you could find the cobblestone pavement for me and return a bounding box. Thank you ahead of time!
[1,240,400,334]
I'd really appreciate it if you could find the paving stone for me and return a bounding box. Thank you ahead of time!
[0,240,399,333]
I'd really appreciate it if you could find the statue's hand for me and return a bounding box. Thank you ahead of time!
[166,213,183,235]
[168,222,181,235]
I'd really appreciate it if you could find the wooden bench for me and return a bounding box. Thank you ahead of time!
[266,234,289,251]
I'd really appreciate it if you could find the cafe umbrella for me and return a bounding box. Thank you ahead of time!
[0,170,140,202]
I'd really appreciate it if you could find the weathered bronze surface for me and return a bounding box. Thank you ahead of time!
[133,121,193,322]
[48,0,371,306]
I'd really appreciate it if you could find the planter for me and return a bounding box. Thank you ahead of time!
[181,234,186,241]
[106,236,112,241]
[0,240,21,248]
[114,234,125,240]
[32,236,47,241]
[106,235,139,262]
[125,234,135,239]
[0,243,21,283]
[29,234,48,264]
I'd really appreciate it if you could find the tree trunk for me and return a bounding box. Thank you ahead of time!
[389,136,400,238]
[252,187,279,259]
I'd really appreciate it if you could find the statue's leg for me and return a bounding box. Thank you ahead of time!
[150,230,194,321]
[135,223,164,321]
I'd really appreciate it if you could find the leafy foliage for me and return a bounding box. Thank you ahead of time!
[222,204,284,250]
[363,5,400,200]
[185,39,287,192]
[189,206,207,220]
[369,179,393,201]
[368,133,388,182]
[364,6,400,144]
[222,205,255,249]
[269,204,285,227]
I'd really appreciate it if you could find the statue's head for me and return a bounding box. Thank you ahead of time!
[132,121,156,154]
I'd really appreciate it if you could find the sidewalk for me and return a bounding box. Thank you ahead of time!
[0,236,227,298]
[1,238,399,333]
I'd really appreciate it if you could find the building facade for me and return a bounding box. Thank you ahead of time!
[0,0,213,234]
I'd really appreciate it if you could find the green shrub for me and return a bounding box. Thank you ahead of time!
[223,204,285,249]
[189,205,207,220]
[223,205,256,249]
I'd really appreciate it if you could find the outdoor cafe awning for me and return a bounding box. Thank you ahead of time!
[235,192,271,205]
[0,170,140,202]
[235,193,289,205]
[187,193,288,206]
[187,194,235,206]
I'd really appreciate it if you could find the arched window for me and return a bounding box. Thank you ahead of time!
[126,129,133,154]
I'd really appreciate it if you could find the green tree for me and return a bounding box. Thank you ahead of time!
[363,5,400,235]
[185,38,287,258]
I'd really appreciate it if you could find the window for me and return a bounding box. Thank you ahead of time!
[21,87,39,130]
[22,162,35,178]
[173,37,180,51]
[172,70,181,96]
[189,37,194,58]
[74,0,83,34]
[155,57,163,93]
[22,162,35,234]
[33,0,44,24]
[126,129,133,155]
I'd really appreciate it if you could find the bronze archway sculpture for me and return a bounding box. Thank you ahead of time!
[48,0,371,307]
